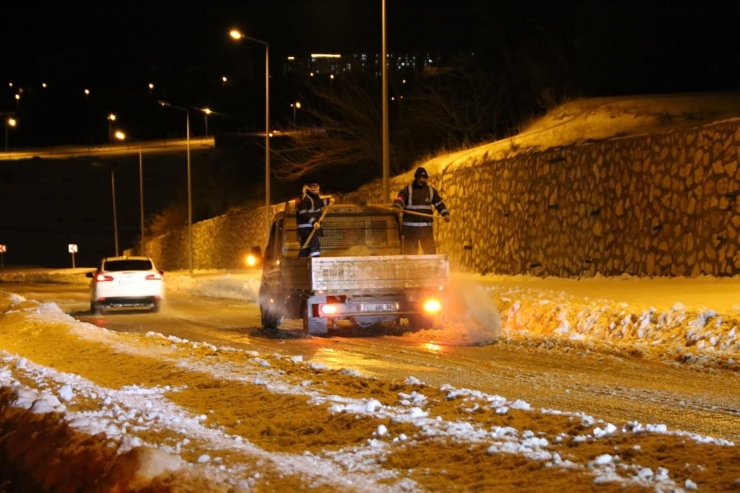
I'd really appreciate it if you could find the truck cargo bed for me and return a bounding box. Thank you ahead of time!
[304,255,449,292]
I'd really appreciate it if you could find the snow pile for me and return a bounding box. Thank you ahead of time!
[163,270,260,302]
[396,273,740,370]
[0,267,91,285]
[486,276,740,369]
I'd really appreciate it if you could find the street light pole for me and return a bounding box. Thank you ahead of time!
[115,131,145,254]
[158,101,193,273]
[111,166,119,256]
[107,114,116,145]
[92,162,119,256]
[139,145,144,253]
[4,117,16,153]
[292,101,301,127]
[230,29,271,240]
[382,0,390,203]
[201,108,212,137]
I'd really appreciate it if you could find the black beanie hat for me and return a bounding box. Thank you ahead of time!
[414,167,428,178]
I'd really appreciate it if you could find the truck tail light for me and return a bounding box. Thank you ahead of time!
[423,298,441,314]
[321,304,337,315]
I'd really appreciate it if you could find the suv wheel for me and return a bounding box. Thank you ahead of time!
[91,302,102,315]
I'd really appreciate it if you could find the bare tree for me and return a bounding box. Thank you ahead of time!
[403,69,510,149]
[272,69,515,182]
[272,76,381,181]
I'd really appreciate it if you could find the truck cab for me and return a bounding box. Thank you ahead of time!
[259,201,449,335]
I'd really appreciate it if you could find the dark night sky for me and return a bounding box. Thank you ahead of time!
[3,1,476,80]
[1,0,740,267]
[3,0,739,111]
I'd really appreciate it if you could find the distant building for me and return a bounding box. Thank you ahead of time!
[281,51,476,79]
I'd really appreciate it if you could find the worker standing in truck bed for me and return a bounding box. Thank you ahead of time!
[393,167,451,254]
[296,183,332,257]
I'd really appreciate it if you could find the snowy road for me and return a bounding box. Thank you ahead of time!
[8,281,740,444]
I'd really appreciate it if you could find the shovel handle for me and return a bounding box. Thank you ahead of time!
[370,205,436,219]
[301,203,333,250]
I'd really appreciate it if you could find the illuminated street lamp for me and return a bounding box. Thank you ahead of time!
[148,83,154,96]
[201,108,212,137]
[222,76,227,89]
[291,101,301,127]
[84,88,90,99]
[158,100,193,273]
[196,107,225,138]
[5,113,18,152]
[114,130,145,253]
[91,162,119,257]
[4,117,16,153]
[14,94,20,110]
[107,114,116,144]
[230,28,271,240]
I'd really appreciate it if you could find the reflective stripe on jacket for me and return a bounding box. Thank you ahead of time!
[393,183,449,227]
[296,193,329,229]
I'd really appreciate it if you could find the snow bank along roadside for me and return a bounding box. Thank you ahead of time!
[1,292,738,492]
[493,278,740,371]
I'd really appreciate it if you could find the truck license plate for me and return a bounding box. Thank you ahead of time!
[366,303,396,312]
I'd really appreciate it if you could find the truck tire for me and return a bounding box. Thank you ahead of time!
[261,304,281,330]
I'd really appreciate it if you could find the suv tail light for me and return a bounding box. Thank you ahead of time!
[145,273,163,281]
[95,272,114,282]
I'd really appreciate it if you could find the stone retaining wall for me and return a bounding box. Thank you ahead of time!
[133,119,740,278]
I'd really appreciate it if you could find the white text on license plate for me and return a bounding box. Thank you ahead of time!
[366,303,396,312]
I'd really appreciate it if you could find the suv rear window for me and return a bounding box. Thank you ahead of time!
[104,259,153,271]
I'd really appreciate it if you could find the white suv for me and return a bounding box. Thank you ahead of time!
[87,256,164,314]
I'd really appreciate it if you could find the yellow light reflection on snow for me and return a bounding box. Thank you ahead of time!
[422,342,443,353]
